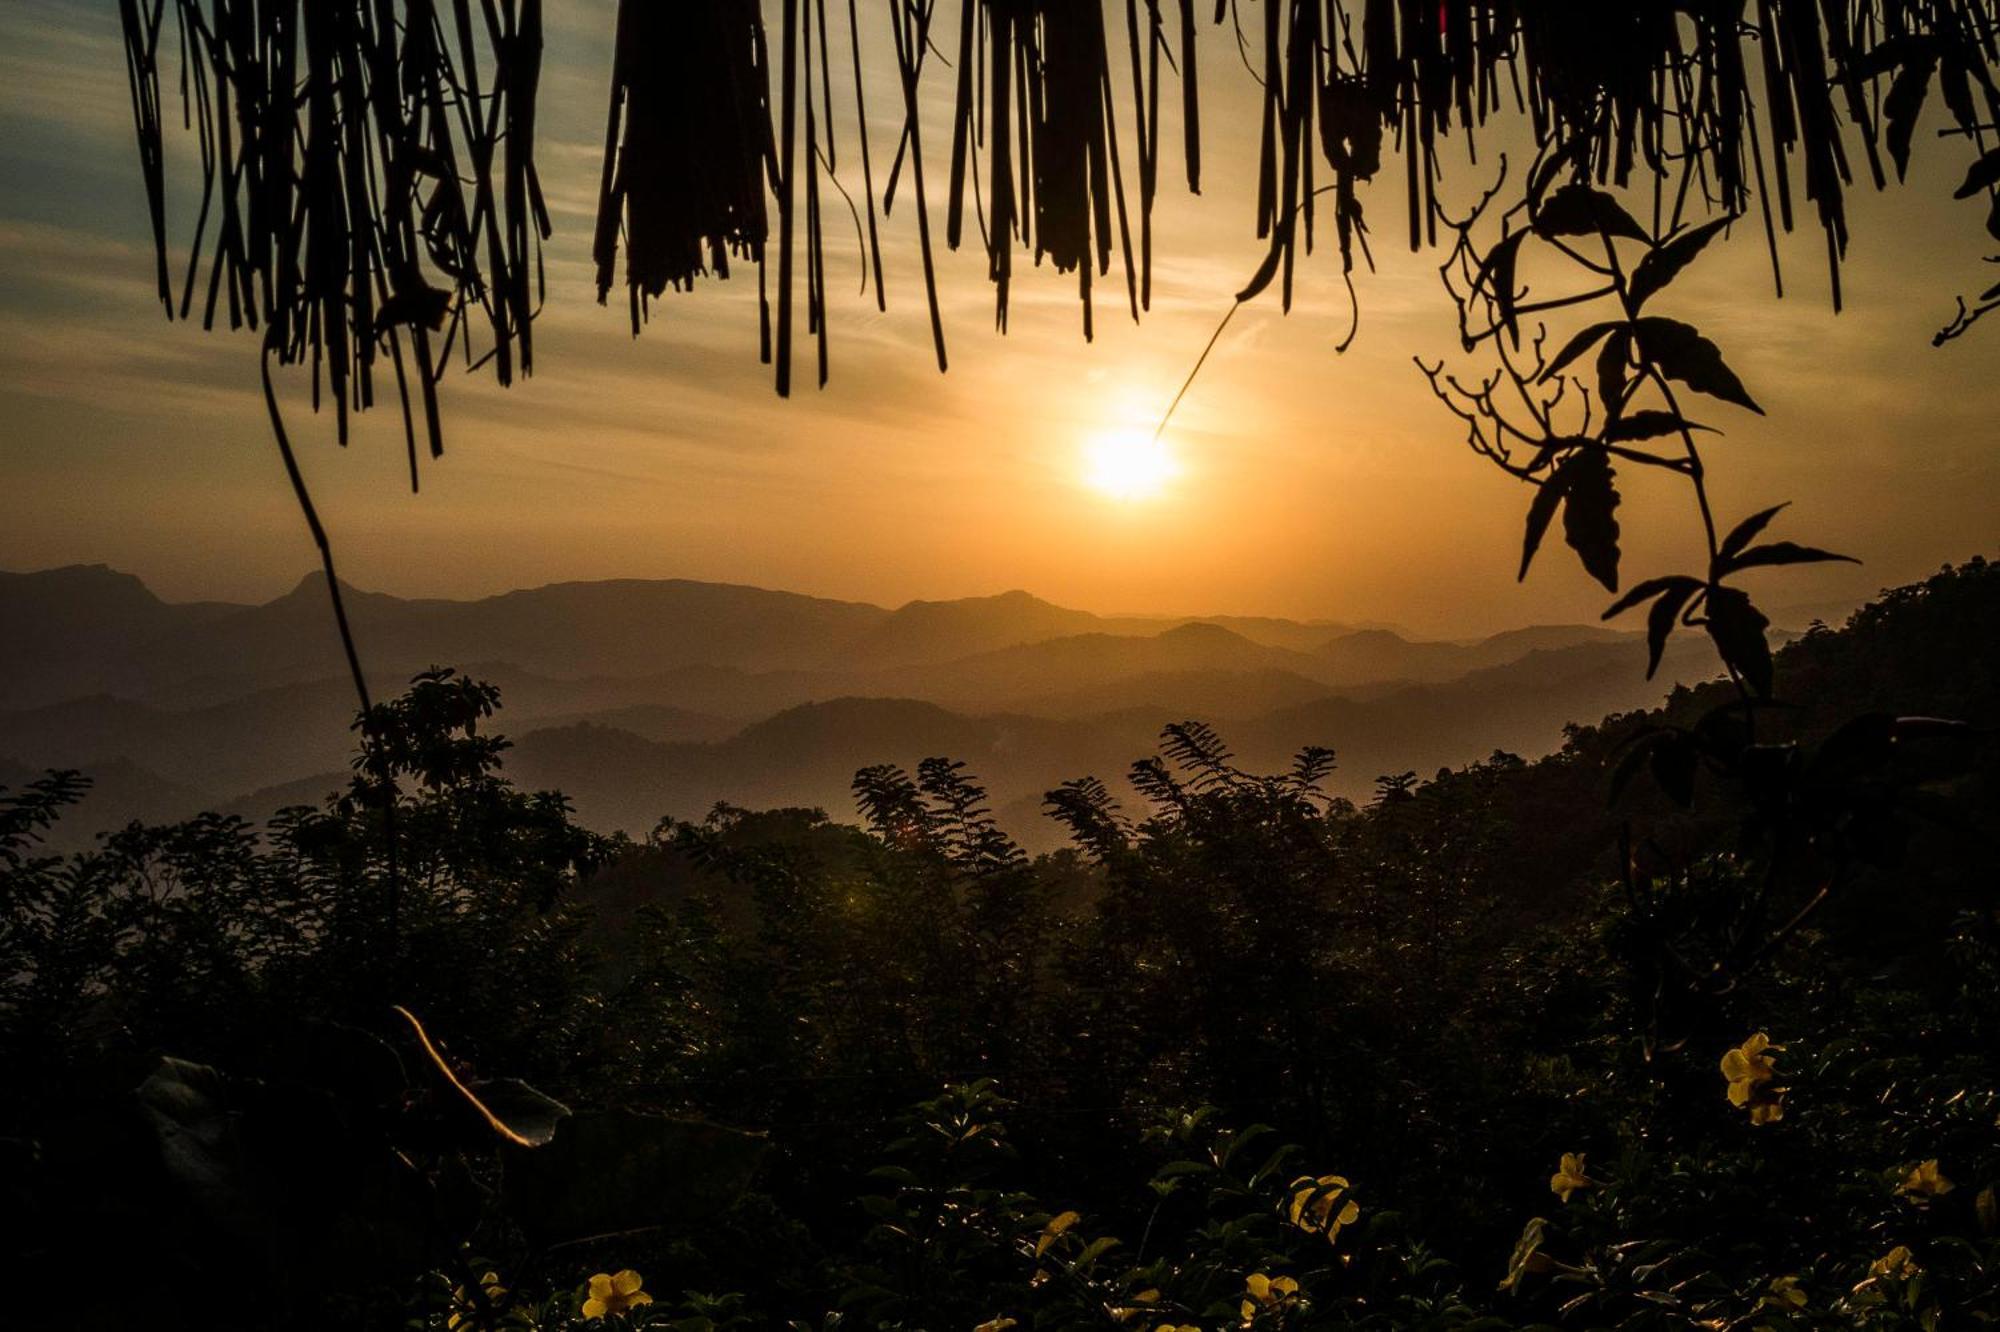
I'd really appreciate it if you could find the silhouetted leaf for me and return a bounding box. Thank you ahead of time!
[1478,231,1529,345]
[1558,450,1621,592]
[1601,575,1695,619]
[1518,472,1566,581]
[1534,183,1651,242]
[1885,51,1937,180]
[1529,135,1590,207]
[1237,240,1285,302]
[1628,216,1734,310]
[1720,541,1859,575]
[1939,57,1977,133]
[1604,410,1704,442]
[1645,579,1702,677]
[1634,317,1762,414]
[1599,573,1702,676]
[1718,503,1789,562]
[1952,146,2000,198]
[1541,320,1620,382]
[1704,585,1773,697]
[1596,327,1632,418]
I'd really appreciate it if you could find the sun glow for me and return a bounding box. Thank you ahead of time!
[1083,428,1177,502]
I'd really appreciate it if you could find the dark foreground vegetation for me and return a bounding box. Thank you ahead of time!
[2,559,1996,1330]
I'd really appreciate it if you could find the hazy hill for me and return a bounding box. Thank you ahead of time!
[495,636,1724,847]
[0,563,1720,848]
[0,566,245,705]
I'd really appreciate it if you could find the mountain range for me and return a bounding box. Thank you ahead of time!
[1,564,1815,848]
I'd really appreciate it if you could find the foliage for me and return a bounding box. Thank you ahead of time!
[1,561,1994,1327]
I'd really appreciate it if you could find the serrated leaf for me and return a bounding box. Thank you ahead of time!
[1534,183,1651,242]
[1558,450,1621,592]
[1953,146,2000,198]
[1518,471,1566,581]
[1718,503,1789,561]
[1541,320,1620,382]
[1628,215,1734,310]
[1885,52,1938,180]
[1704,585,1773,698]
[1604,410,1703,442]
[1720,541,1860,574]
[1634,317,1762,414]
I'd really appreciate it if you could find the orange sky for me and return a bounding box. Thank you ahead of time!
[1,1,1995,636]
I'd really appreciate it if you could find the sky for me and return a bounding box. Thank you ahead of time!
[1,0,1995,637]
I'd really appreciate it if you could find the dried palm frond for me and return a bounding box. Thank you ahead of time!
[120,0,548,476]
[126,1,2000,412]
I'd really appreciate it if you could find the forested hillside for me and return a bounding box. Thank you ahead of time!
[2,558,1993,1329]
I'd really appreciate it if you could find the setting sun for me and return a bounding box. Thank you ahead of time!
[1083,428,1177,501]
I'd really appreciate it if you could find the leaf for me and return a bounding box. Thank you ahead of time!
[1953,146,2000,198]
[1719,541,1860,575]
[1530,135,1590,207]
[1517,471,1567,581]
[1605,410,1704,442]
[1601,574,1699,620]
[1477,231,1529,346]
[1628,216,1734,310]
[1596,327,1631,418]
[467,1079,572,1148]
[1533,183,1651,243]
[1558,450,1621,592]
[502,1110,768,1246]
[1644,579,1702,677]
[1634,317,1762,414]
[1236,239,1284,302]
[1938,57,1976,133]
[1704,585,1773,698]
[1718,503,1789,562]
[1541,320,1620,382]
[1885,52,1938,181]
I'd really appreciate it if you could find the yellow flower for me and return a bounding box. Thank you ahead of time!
[1869,1246,1920,1282]
[1286,1173,1360,1241]
[1762,1275,1806,1310]
[1549,1153,1592,1203]
[1154,1326,1202,1332]
[973,1320,1018,1332]
[1896,1159,1954,1203]
[448,1270,507,1330]
[1239,1273,1299,1324]
[1498,1217,1552,1293]
[581,1270,652,1321]
[1720,1033,1786,1124]
[1036,1209,1081,1257]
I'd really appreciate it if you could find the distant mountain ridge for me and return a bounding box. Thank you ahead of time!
[2,563,1621,708]
[2,562,1725,850]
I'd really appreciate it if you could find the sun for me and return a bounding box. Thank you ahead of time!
[1083,428,1177,501]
